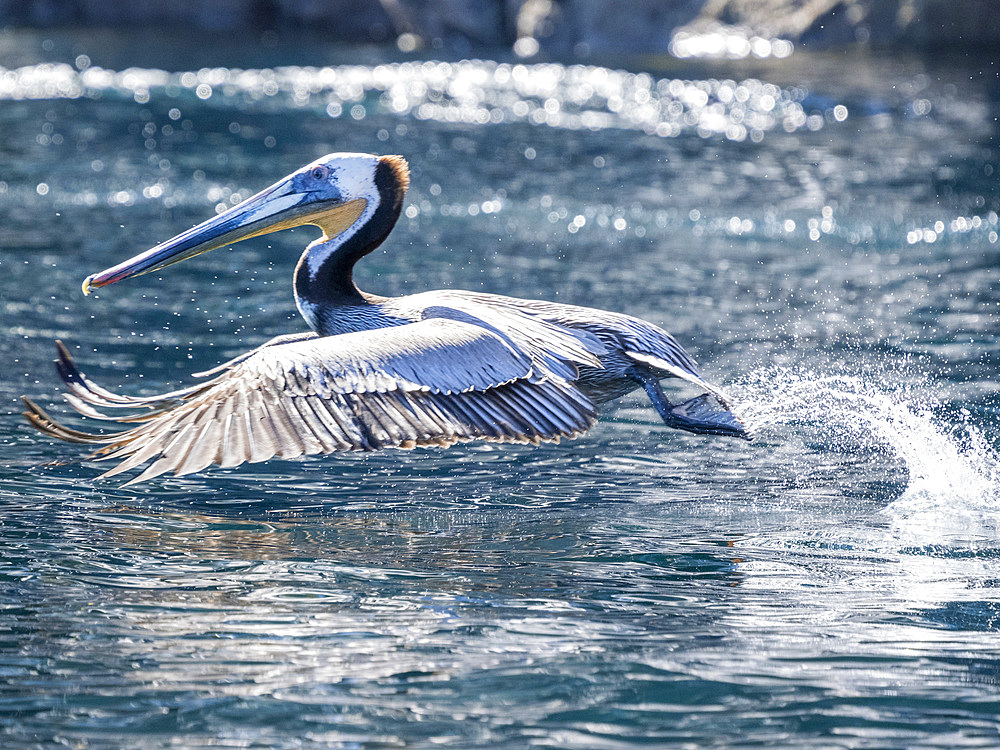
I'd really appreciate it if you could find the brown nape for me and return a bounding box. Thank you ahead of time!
[378,155,410,202]
[294,155,411,310]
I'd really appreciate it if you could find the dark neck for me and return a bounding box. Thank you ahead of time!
[293,158,407,309]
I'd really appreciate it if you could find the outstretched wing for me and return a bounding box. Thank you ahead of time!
[23,319,598,485]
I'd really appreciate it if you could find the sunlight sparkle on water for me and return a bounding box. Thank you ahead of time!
[0,60,818,142]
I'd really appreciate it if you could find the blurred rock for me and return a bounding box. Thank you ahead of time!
[670,0,1000,49]
[1,0,998,53]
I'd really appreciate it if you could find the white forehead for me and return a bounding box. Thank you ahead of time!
[308,152,379,199]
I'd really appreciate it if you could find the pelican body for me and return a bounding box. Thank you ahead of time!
[23,153,748,485]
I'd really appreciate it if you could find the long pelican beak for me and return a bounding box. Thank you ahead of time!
[82,175,367,295]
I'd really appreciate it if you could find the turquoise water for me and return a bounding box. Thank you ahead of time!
[2,31,1000,748]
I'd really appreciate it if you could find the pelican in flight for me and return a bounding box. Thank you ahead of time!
[23,153,748,485]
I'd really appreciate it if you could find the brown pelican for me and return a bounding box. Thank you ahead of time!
[22,153,748,485]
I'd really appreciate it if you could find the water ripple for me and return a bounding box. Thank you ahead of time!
[2,37,1000,749]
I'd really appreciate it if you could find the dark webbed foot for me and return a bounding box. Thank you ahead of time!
[630,369,752,440]
[666,392,751,439]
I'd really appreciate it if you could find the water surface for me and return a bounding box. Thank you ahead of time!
[1,31,999,748]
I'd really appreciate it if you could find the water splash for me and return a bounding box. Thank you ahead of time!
[732,367,999,516]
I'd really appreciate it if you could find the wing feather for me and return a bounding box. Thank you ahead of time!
[177,402,225,476]
[27,318,598,484]
[300,395,354,451]
[445,391,505,439]
[474,296,718,395]
[280,396,326,455]
[262,390,306,460]
[505,386,566,436]
[53,340,209,411]
[220,411,250,469]
[97,435,172,478]
[245,388,279,463]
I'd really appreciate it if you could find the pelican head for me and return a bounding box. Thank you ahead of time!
[82,153,410,295]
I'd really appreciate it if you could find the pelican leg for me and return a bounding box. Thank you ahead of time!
[629,369,751,440]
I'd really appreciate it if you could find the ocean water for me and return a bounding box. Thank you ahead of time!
[1,30,999,748]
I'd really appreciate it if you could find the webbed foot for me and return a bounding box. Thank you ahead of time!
[630,368,752,440]
[667,393,751,440]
